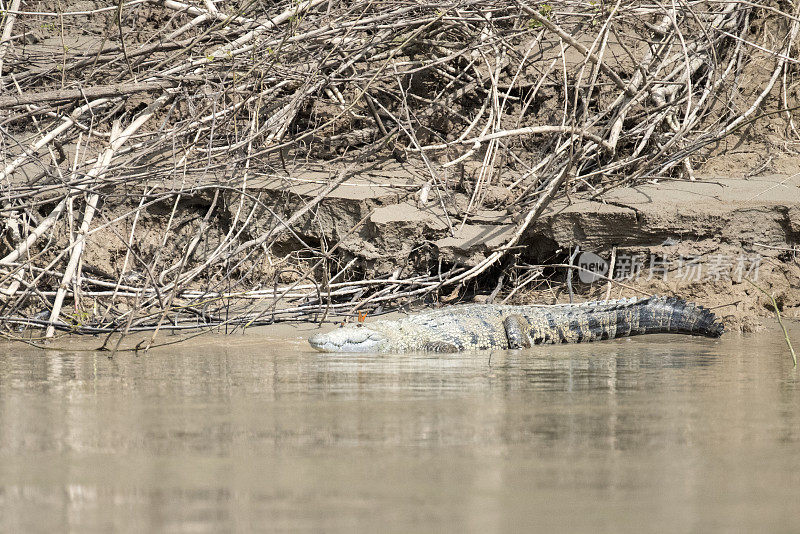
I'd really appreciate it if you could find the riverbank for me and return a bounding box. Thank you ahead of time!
[1,1,799,340]
[167,168,799,332]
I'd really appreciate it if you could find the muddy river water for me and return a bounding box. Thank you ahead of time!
[1,327,798,532]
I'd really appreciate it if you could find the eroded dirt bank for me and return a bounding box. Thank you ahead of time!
[203,168,800,332]
[69,165,798,334]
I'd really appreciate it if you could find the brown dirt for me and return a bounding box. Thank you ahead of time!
[229,170,800,332]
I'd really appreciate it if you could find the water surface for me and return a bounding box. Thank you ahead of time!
[1,328,798,532]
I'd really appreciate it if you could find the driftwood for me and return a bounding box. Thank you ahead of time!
[0,0,798,345]
[0,81,178,109]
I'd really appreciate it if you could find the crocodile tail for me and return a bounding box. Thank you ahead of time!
[635,295,724,338]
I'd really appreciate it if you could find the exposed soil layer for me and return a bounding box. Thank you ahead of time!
[213,169,799,332]
[65,165,799,333]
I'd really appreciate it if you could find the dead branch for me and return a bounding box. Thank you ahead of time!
[0,0,796,342]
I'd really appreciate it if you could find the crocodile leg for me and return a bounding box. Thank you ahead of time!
[503,314,532,349]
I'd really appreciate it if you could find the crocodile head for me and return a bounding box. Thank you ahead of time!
[308,324,387,352]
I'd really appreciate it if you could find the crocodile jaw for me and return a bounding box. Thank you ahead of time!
[308,326,386,352]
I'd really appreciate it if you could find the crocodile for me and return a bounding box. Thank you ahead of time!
[308,296,724,353]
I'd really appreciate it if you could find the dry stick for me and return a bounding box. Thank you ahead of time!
[1,0,314,211]
[264,20,411,144]
[127,181,261,302]
[159,0,424,74]
[629,15,743,177]
[0,199,67,268]
[782,62,800,140]
[133,191,187,312]
[0,97,109,185]
[141,178,321,308]
[501,266,543,304]
[0,81,178,109]
[25,267,462,332]
[607,12,672,152]
[518,2,634,98]
[556,37,570,165]
[158,0,263,30]
[746,278,796,367]
[566,245,580,303]
[103,190,187,351]
[572,11,612,179]
[0,126,74,299]
[500,258,647,306]
[158,0,329,78]
[104,186,152,320]
[388,73,455,235]
[458,21,504,229]
[611,12,715,150]
[4,74,78,306]
[604,246,617,300]
[213,168,350,266]
[545,263,648,296]
[648,9,713,180]
[435,166,572,290]
[238,203,382,331]
[2,0,147,17]
[0,121,74,184]
[5,2,798,338]
[166,183,261,292]
[1,234,75,319]
[238,10,449,160]
[1,37,187,88]
[157,189,219,285]
[716,6,800,139]
[261,32,390,144]
[441,92,491,167]
[419,125,615,153]
[144,189,219,351]
[652,7,799,177]
[0,0,21,82]
[46,95,170,338]
[44,121,122,338]
[37,271,438,317]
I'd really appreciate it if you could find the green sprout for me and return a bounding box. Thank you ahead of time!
[527,3,553,28]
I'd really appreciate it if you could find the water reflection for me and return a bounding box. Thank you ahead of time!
[0,331,798,532]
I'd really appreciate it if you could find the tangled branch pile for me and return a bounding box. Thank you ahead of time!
[0,0,798,343]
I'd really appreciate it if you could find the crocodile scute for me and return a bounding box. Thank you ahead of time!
[308,296,724,353]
